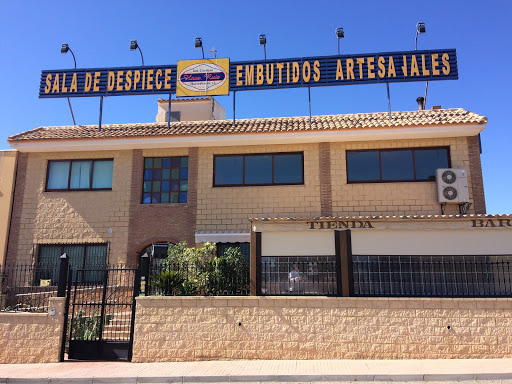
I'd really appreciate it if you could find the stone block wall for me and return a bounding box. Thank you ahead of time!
[330,137,476,217]
[132,296,512,362]
[0,297,65,363]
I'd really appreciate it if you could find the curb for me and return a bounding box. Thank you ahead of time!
[2,372,512,383]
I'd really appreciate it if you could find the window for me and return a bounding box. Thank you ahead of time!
[346,147,450,183]
[37,243,108,283]
[214,152,303,186]
[46,159,113,191]
[142,156,188,204]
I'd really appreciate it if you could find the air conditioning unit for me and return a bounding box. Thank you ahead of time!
[436,168,469,203]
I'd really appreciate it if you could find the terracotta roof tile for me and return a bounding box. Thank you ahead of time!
[8,108,487,142]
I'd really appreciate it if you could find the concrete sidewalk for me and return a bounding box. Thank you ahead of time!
[1,358,512,383]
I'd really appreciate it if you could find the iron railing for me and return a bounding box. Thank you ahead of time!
[353,255,512,297]
[260,256,338,296]
[148,260,249,296]
[0,263,60,312]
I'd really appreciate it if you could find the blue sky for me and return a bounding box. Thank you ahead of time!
[1,1,511,213]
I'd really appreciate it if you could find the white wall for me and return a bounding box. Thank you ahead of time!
[262,231,335,256]
[351,229,512,255]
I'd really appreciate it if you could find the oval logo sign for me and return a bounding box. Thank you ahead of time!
[178,63,227,92]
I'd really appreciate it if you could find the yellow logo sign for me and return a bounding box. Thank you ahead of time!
[176,58,230,97]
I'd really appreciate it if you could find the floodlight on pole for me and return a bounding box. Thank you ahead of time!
[415,22,428,110]
[195,37,204,59]
[415,22,426,51]
[129,40,144,66]
[335,28,344,55]
[259,34,267,60]
[60,43,77,126]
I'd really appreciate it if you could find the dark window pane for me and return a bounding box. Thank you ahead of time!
[274,154,303,184]
[181,157,188,167]
[245,155,272,184]
[162,169,170,180]
[47,161,70,189]
[70,161,91,189]
[180,180,188,191]
[144,158,153,168]
[153,158,162,168]
[171,180,179,191]
[161,193,169,203]
[144,170,152,181]
[162,181,170,192]
[143,181,152,192]
[347,151,380,181]
[171,169,179,179]
[92,160,113,189]
[162,158,171,168]
[152,181,161,192]
[180,168,188,180]
[152,169,162,180]
[215,156,243,185]
[179,192,187,203]
[170,192,179,203]
[143,193,151,204]
[381,150,414,180]
[171,157,180,168]
[414,149,449,180]
[151,193,161,203]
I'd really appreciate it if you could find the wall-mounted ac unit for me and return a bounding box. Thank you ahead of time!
[436,168,469,203]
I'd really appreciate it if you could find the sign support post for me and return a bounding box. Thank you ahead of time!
[168,95,172,129]
[98,96,104,132]
[232,91,236,125]
[308,87,312,125]
[386,83,392,119]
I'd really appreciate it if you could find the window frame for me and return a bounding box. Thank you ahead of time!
[346,146,451,184]
[45,159,114,192]
[213,152,305,187]
[141,156,189,204]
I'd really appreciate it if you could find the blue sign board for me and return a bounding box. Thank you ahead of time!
[39,49,457,98]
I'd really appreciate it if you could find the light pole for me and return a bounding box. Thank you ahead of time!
[129,40,145,66]
[195,37,204,59]
[336,28,344,55]
[60,44,77,126]
[415,22,427,109]
[259,34,267,59]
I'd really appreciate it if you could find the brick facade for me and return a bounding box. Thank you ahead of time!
[126,148,198,265]
[133,296,512,361]
[5,136,484,265]
[467,135,486,214]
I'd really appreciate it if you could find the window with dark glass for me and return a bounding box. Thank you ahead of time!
[346,147,450,183]
[37,243,108,283]
[142,156,188,204]
[46,159,113,191]
[214,152,303,186]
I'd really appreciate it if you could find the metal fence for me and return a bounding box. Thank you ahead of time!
[0,263,60,312]
[148,260,249,296]
[260,256,338,296]
[353,255,512,297]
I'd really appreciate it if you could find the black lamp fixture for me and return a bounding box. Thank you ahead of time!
[415,22,426,50]
[60,43,76,68]
[129,40,144,66]
[195,37,204,59]
[60,43,77,126]
[336,27,344,55]
[259,34,267,59]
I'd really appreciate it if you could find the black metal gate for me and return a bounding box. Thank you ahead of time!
[65,266,140,361]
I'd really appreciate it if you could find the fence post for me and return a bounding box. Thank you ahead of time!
[57,253,69,297]
[140,252,150,296]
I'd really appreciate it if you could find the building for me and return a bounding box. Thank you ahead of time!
[5,98,512,297]
[0,150,17,267]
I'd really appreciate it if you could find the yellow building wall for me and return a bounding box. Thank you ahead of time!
[196,137,475,233]
[196,143,322,233]
[11,150,133,265]
[331,137,474,216]
[0,151,17,267]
